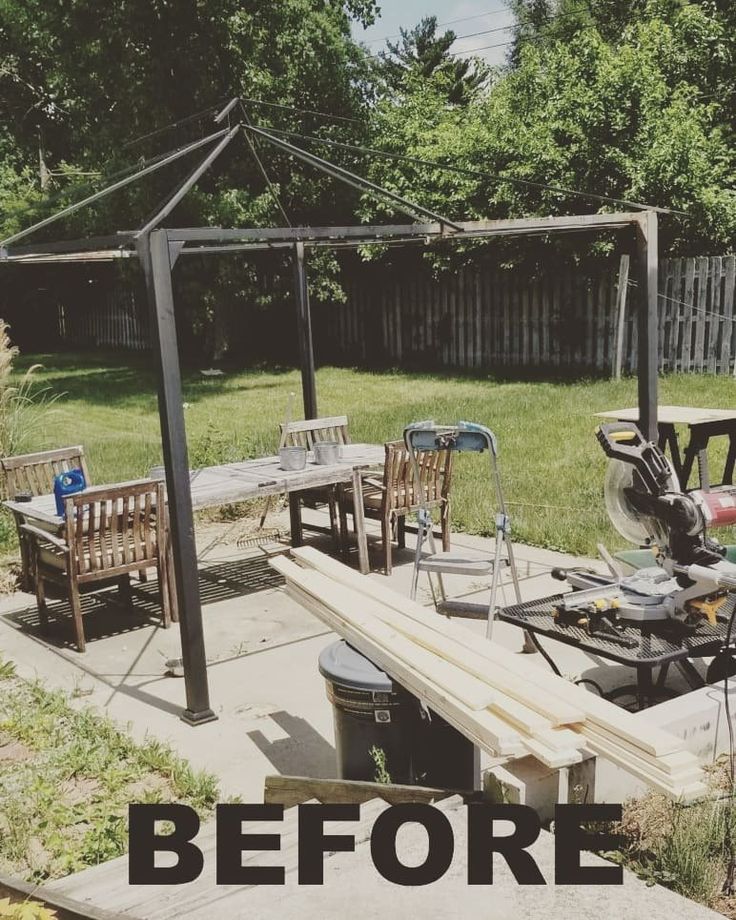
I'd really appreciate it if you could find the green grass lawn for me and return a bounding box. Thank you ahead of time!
[4,351,736,561]
[0,656,218,882]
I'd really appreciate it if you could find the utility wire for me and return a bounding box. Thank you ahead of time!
[365,7,515,43]
[370,3,592,52]
[239,101,291,227]
[628,280,736,323]
[240,95,364,126]
[457,4,608,55]
[121,100,227,150]
[444,5,592,46]
[251,122,684,215]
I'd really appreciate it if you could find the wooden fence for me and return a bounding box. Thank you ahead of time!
[42,253,736,374]
[319,254,736,376]
[58,284,149,351]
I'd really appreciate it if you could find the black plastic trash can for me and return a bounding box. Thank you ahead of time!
[319,640,416,784]
[413,709,479,790]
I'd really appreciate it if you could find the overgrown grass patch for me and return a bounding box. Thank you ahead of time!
[0,656,218,882]
[613,765,736,917]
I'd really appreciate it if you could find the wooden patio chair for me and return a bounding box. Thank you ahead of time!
[279,415,350,549]
[21,479,173,652]
[342,440,453,575]
[1,446,91,591]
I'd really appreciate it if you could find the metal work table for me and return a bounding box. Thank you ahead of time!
[3,443,384,575]
[498,592,731,710]
[596,405,736,490]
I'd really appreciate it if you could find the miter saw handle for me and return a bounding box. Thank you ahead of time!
[596,422,673,495]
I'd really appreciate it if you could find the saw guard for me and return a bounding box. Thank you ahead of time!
[604,457,679,547]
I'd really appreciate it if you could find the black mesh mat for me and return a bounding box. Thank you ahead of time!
[498,592,733,666]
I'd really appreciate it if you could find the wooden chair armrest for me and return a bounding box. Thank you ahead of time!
[20,524,69,553]
[361,477,385,491]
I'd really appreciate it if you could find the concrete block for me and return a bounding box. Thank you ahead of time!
[635,680,736,763]
[483,754,601,821]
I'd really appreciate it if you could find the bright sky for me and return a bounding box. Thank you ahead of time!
[351,1,516,67]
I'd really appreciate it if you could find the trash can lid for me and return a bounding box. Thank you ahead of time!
[318,640,394,692]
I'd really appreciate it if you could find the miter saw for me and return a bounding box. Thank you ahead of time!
[552,421,736,633]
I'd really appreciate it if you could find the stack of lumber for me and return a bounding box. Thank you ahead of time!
[270,547,709,802]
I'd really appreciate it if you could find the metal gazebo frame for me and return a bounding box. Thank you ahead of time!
[0,101,660,724]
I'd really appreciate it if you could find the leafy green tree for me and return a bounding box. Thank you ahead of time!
[362,5,735,255]
[0,0,379,237]
[0,1,381,360]
[378,16,487,106]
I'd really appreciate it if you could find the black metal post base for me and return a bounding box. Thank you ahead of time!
[180,707,218,726]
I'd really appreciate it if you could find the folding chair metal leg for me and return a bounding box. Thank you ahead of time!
[486,524,505,639]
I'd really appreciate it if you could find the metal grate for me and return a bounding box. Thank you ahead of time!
[498,593,732,666]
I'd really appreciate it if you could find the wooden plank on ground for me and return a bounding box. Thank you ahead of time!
[264,775,454,808]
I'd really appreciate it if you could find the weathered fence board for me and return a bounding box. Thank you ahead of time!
[321,255,736,376]
[38,253,736,375]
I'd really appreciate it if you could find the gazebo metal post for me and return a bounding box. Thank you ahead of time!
[636,210,659,441]
[138,228,216,725]
[293,241,317,419]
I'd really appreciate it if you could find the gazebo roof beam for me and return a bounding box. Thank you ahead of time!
[167,212,639,246]
[244,124,464,233]
[0,233,136,259]
[0,128,230,249]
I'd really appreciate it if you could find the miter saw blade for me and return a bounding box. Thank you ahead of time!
[603,457,679,547]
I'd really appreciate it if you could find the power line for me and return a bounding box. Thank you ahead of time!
[240,95,364,126]
[452,3,590,46]
[456,4,599,55]
[365,7,514,44]
[368,3,592,50]
[251,122,685,215]
[121,100,227,150]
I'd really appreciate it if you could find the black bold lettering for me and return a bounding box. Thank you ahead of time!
[298,803,359,884]
[370,804,454,886]
[554,804,623,885]
[216,803,285,885]
[128,804,203,884]
[467,803,545,885]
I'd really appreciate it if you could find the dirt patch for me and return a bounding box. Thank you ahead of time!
[125,773,172,801]
[58,776,102,807]
[0,733,32,764]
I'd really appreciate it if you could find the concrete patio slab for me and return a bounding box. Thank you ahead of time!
[0,513,715,801]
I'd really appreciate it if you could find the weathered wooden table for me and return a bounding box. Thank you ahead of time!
[3,443,385,576]
[595,405,736,490]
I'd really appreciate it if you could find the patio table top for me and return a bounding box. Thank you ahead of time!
[2,442,385,528]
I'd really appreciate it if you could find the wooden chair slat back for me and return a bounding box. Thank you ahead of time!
[279,416,350,450]
[64,480,162,576]
[383,441,452,510]
[1,446,90,498]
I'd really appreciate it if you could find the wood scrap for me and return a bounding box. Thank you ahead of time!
[263,775,454,808]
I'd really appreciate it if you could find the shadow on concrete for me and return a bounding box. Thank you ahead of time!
[1,554,285,651]
[247,710,336,778]
[577,657,709,711]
